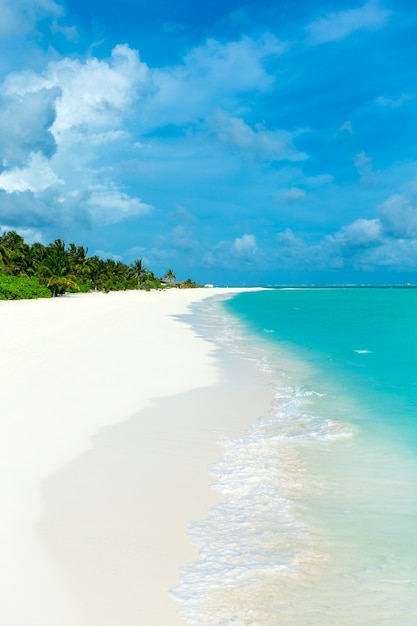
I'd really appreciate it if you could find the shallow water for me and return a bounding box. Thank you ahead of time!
[173,289,417,625]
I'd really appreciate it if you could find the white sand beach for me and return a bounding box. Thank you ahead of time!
[0,288,272,625]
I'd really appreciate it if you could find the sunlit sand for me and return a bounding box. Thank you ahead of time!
[0,288,270,625]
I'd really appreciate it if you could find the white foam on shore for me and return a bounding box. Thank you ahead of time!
[172,299,351,625]
[173,297,417,626]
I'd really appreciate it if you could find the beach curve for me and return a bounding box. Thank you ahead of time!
[0,287,271,625]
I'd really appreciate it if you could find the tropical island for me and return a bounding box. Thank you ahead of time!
[0,230,198,300]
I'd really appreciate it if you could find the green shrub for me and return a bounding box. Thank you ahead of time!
[0,275,52,300]
[140,278,164,291]
[180,278,199,288]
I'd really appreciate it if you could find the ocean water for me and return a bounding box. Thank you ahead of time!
[173,288,417,625]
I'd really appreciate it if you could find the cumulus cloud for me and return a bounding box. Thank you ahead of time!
[278,221,383,271]
[85,187,153,226]
[0,188,73,229]
[0,0,72,38]
[206,233,261,269]
[0,88,58,169]
[209,111,308,162]
[358,238,417,268]
[0,29,304,242]
[146,35,285,129]
[306,0,391,45]
[0,46,156,230]
[378,194,417,238]
[274,185,417,273]
[5,45,150,137]
[0,152,63,192]
[329,218,382,247]
[234,233,258,256]
[0,35,294,236]
[275,228,331,269]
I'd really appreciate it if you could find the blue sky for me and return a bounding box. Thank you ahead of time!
[1,0,417,284]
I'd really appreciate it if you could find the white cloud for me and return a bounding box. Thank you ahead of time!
[234,233,258,255]
[146,35,285,129]
[54,45,149,136]
[0,35,299,237]
[358,238,417,269]
[375,93,413,108]
[378,194,417,238]
[330,218,382,247]
[85,187,153,226]
[5,45,150,138]
[0,0,22,37]
[275,228,329,269]
[0,187,72,228]
[278,187,307,203]
[306,0,391,45]
[94,249,123,262]
[274,191,417,272]
[0,152,63,192]
[0,88,58,168]
[0,224,44,244]
[0,0,66,37]
[0,46,156,229]
[209,111,308,162]
[354,151,378,186]
[0,0,78,41]
[206,233,261,269]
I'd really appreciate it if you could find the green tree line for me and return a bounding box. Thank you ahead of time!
[0,230,197,300]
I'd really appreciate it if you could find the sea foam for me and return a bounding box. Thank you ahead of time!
[172,298,353,625]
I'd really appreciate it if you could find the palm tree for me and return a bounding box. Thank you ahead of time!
[37,239,79,297]
[27,242,47,275]
[131,258,150,288]
[0,230,28,275]
[164,268,176,284]
[0,240,11,272]
[68,243,90,281]
[86,256,106,291]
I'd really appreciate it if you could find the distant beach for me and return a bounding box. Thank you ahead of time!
[0,288,271,625]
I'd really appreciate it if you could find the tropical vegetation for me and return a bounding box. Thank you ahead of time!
[0,230,198,300]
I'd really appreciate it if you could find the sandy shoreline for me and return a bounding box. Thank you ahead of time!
[0,288,272,625]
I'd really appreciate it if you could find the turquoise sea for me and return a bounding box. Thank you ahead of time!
[175,288,417,625]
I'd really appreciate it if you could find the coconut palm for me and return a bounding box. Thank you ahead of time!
[164,268,176,284]
[131,258,144,287]
[68,243,90,280]
[27,242,47,275]
[0,240,11,272]
[0,230,28,275]
[37,239,79,297]
[131,258,154,288]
